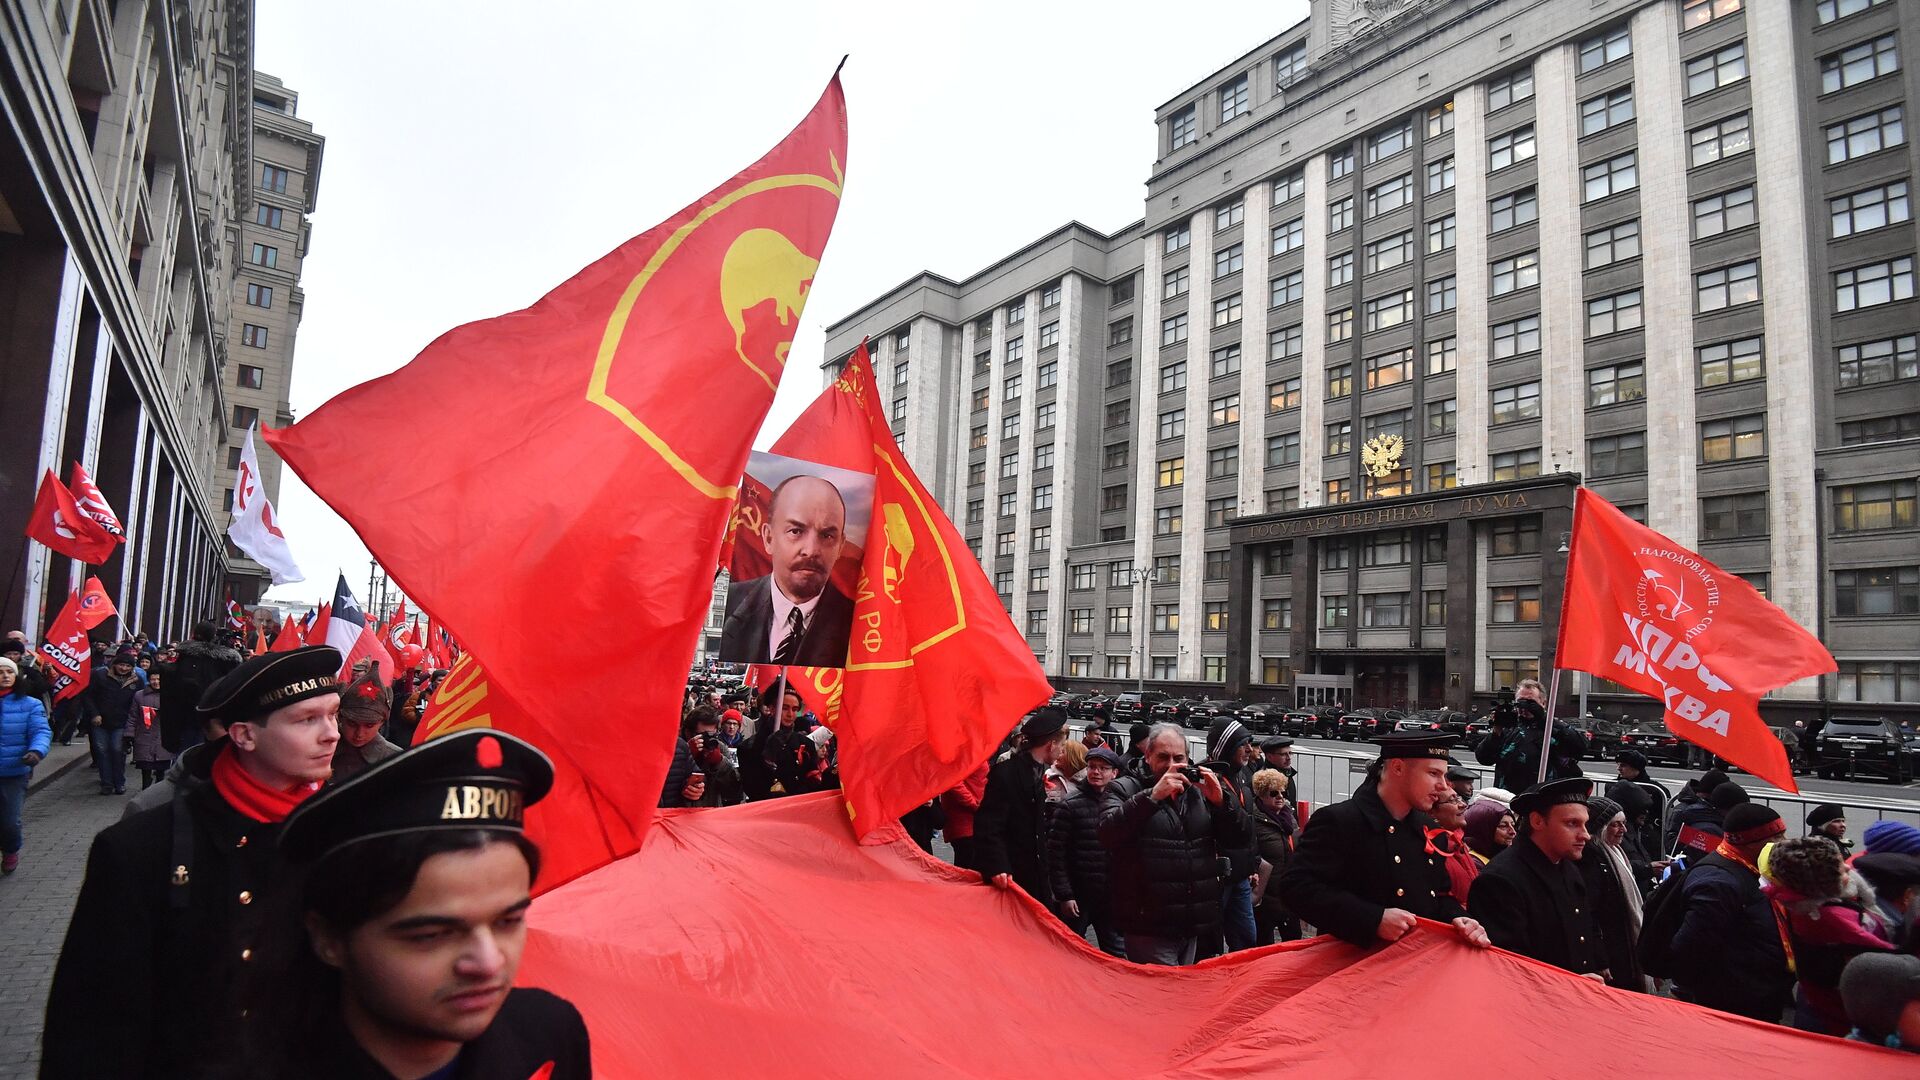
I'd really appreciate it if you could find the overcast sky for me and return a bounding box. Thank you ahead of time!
[255,0,1309,604]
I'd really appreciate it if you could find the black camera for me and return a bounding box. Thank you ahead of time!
[1178,764,1204,784]
[1490,687,1518,728]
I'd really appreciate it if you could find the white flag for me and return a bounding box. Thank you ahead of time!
[227,426,305,585]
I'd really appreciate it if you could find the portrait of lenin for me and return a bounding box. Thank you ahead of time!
[719,472,858,666]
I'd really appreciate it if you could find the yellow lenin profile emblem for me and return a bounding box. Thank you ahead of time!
[721,229,819,385]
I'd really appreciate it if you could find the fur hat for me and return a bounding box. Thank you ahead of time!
[337,660,392,726]
[1766,836,1846,899]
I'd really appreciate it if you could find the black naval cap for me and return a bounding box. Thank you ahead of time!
[197,645,343,723]
[1261,736,1294,751]
[280,729,555,863]
[1446,764,1477,783]
[1511,776,1595,819]
[1023,707,1069,741]
[1371,731,1460,760]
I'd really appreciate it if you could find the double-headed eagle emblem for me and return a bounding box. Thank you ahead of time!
[1360,433,1405,479]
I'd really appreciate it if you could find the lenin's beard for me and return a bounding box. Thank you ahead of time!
[781,557,830,601]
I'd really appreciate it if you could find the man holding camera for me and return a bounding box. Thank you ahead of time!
[1097,723,1251,965]
[1474,679,1587,793]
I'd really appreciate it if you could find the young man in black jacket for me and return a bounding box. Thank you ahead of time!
[977,709,1068,903]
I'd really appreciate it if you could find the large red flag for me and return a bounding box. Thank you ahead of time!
[67,463,126,540]
[25,470,116,563]
[272,73,848,888]
[74,575,117,630]
[38,582,112,702]
[768,342,1051,836]
[1556,488,1832,792]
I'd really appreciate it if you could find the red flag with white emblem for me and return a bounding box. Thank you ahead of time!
[25,470,116,563]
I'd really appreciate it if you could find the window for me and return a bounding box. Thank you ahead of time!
[1102,485,1128,513]
[1430,276,1461,316]
[1490,251,1540,297]
[1072,564,1096,592]
[1036,362,1058,392]
[996,531,1017,557]
[1427,461,1457,490]
[1490,518,1542,555]
[1170,107,1197,149]
[1587,290,1644,337]
[1112,277,1135,304]
[975,351,992,376]
[1269,273,1303,308]
[1157,456,1185,487]
[1832,182,1911,238]
[1007,336,1025,364]
[237,364,264,389]
[1208,445,1240,479]
[1834,661,1920,703]
[249,243,278,267]
[260,164,289,193]
[1834,481,1918,532]
[1033,444,1055,472]
[1205,550,1232,581]
[1427,337,1457,375]
[1425,214,1456,256]
[967,498,985,524]
[233,405,259,429]
[1201,600,1232,633]
[1489,126,1535,170]
[1275,41,1308,88]
[1268,378,1301,413]
[890,397,907,423]
[1041,282,1062,309]
[1836,567,1920,618]
[1327,251,1354,288]
[1492,585,1542,624]
[1820,34,1899,94]
[1837,334,1918,388]
[1491,448,1541,480]
[1835,257,1916,312]
[1693,185,1756,238]
[1035,402,1055,430]
[1271,217,1305,258]
[1491,381,1541,424]
[1100,444,1130,474]
[1329,308,1353,342]
[1104,401,1130,428]
[1423,590,1448,626]
[1427,101,1455,137]
[1029,565,1050,592]
[1683,0,1742,27]
[1262,597,1293,630]
[1322,595,1351,628]
[1107,605,1132,633]
[1701,492,1768,539]
[1266,487,1300,512]
[999,491,1018,516]
[246,283,273,307]
[1106,656,1132,679]
[1365,290,1413,332]
[1490,188,1537,232]
[1160,361,1187,395]
[1002,414,1021,440]
[1427,156,1455,195]
[967,460,986,486]
[1366,349,1414,389]
[1004,373,1023,402]
[1326,420,1353,455]
[1165,224,1191,254]
[1325,478,1353,504]
[1588,432,1647,478]
[1826,106,1904,165]
[1583,152,1637,202]
[1328,364,1353,399]
[1696,260,1760,312]
[1685,43,1748,96]
[1155,506,1184,535]
[1588,359,1647,405]
[1841,414,1920,445]
[1366,174,1413,218]
[1697,337,1763,387]
[1209,394,1241,428]
[1267,432,1301,467]
[1215,203,1245,232]
[1580,87,1635,136]
[1214,293,1244,326]
[1493,315,1541,358]
[1688,112,1751,166]
[1150,656,1179,680]
[1150,554,1182,584]
[1364,232,1412,275]
[241,323,269,347]
[1163,265,1191,301]
[1491,658,1542,690]
[1215,243,1245,278]
[254,203,283,229]
[1109,319,1134,347]
[1330,147,1354,179]
[1361,593,1410,628]
[893,360,911,388]
[1038,322,1059,350]
[1220,74,1250,122]
[1488,68,1533,110]
[1066,655,1092,677]
[1008,299,1026,324]
[1578,26,1632,74]
[1817,0,1889,23]
[1329,196,1354,232]
[1700,414,1766,463]
[1427,397,1457,435]
[1368,122,1412,164]
[1584,220,1641,269]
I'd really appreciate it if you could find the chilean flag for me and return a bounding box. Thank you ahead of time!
[325,574,393,679]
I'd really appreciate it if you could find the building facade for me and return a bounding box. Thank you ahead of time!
[1,0,317,642]
[824,0,1919,722]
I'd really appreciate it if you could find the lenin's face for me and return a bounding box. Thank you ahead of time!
[762,476,845,603]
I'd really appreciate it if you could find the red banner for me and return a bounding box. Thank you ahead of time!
[68,463,125,539]
[1556,489,1833,792]
[38,582,112,702]
[74,576,117,630]
[25,470,116,564]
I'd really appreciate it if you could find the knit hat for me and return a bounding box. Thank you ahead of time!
[1709,781,1750,811]
[1615,748,1648,771]
[720,708,744,724]
[1863,820,1920,856]
[1766,836,1846,899]
[1611,781,1651,820]
[1693,769,1731,794]
[1722,803,1785,845]
[1206,716,1252,763]
[337,660,392,726]
[112,647,137,664]
[1584,796,1624,836]
[1838,953,1920,1042]
[1806,803,1845,830]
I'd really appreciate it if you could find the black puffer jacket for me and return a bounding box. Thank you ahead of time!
[156,640,242,753]
[1047,779,1114,918]
[1098,774,1251,938]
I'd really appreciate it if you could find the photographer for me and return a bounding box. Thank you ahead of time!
[1097,723,1251,965]
[1474,680,1586,793]
[661,706,742,807]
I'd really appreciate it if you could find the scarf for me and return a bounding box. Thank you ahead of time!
[212,744,321,823]
[1599,840,1644,932]
[1716,839,1797,973]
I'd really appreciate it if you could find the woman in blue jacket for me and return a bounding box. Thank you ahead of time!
[0,655,53,873]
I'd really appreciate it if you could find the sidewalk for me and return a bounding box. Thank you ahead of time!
[0,747,140,1078]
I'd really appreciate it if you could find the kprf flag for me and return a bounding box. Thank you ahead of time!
[325,574,395,680]
[39,581,113,702]
[25,470,116,563]
[383,599,411,649]
[227,426,305,585]
[1556,488,1833,792]
[74,576,117,630]
[769,342,1052,837]
[67,463,125,539]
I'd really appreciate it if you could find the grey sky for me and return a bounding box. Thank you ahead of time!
[256,0,1307,603]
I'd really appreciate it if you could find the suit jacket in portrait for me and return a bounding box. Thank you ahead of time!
[719,574,856,666]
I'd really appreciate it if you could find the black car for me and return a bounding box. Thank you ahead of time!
[1618,721,1693,767]
[1188,699,1244,723]
[1238,702,1283,734]
[1150,698,1203,725]
[1814,715,1913,783]
[1074,693,1112,721]
[1277,710,1327,737]
[1338,708,1402,740]
[1111,691,1168,724]
[1394,714,1446,734]
[1566,717,1629,760]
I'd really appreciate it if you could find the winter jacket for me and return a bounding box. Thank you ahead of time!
[0,690,52,779]
[1663,796,1725,855]
[1763,877,1896,1034]
[329,735,402,782]
[1671,853,1793,1014]
[123,741,215,821]
[1251,803,1298,920]
[975,751,1053,903]
[1046,779,1114,918]
[81,666,144,729]
[156,640,242,752]
[1579,843,1648,992]
[940,762,989,840]
[1098,775,1251,938]
[124,686,169,768]
[1473,702,1586,792]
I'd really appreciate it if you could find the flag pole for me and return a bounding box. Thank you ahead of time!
[1537,488,1587,787]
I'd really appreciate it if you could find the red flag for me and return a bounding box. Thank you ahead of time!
[325,574,395,679]
[1674,824,1718,856]
[25,470,116,563]
[74,576,117,630]
[269,73,849,889]
[1556,488,1832,792]
[67,463,125,540]
[37,587,104,702]
[768,343,1051,836]
[269,616,305,652]
[383,598,410,648]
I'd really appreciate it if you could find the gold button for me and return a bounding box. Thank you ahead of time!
[1388,826,1396,834]
[1393,855,1401,864]
[241,949,252,961]
[1396,888,1405,897]
[238,891,252,905]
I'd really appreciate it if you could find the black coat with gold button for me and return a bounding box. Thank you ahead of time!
[1468,836,1606,976]
[43,740,289,1079]
[1275,781,1465,947]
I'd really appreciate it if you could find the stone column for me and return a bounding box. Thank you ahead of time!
[1533,44,1586,476]
[1300,157,1330,503]
[1179,210,1212,679]
[22,255,85,633]
[1452,83,1491,483]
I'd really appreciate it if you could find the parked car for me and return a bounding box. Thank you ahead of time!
[1111,691,1168,724]
[1395,715,1446,734]
[1279,710,1330,737]
[1189,699,1245,723]
[1339,709,1402,740]
[1814,715,1913,783]
[1238,703,1283,734]
[1618,721,1693,768]
[1566,717,1629,760]
[1073,693,1112,722]
[1150,698,1203,725]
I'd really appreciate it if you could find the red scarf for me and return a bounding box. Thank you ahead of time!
[212,744,322,823]
[1716,838,1797,973]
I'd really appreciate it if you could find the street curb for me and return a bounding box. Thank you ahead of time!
[27,750,90,794]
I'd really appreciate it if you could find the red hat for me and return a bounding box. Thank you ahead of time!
[721,708,745,723]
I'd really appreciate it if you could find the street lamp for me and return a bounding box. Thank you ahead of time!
[1130,565,1159,694]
